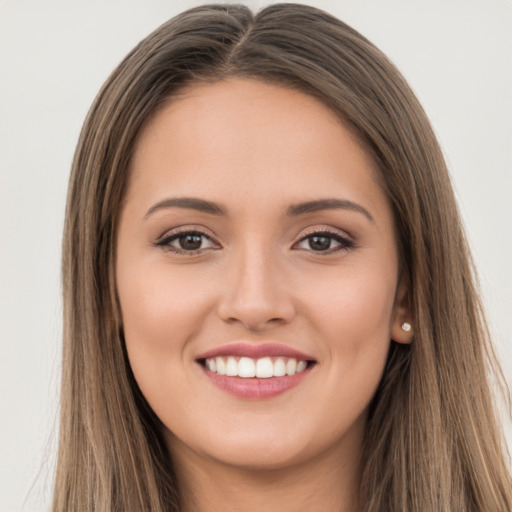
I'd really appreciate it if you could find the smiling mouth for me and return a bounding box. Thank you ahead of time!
[195,343,317,399]
[199,356,316,378]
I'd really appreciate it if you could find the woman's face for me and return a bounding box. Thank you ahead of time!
[116,79,411,472]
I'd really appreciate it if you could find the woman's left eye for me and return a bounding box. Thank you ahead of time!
[155,230,218,254]
[294,231,353,253]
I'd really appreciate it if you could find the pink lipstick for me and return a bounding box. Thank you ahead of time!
[196,342,316,399]
[196,342,314,361]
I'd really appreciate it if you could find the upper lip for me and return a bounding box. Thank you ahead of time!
[196,342,316,361]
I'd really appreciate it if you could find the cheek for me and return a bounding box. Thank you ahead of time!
[309,264,396,384]
[118,262,213,346]
[116,259,217,399]
[116,262,219,428]
[313,262,395,338]
[297,270,395,441]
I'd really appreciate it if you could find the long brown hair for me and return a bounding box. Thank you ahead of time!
[55,3,511,511]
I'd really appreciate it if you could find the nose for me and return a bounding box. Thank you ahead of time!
[216,245,296,332]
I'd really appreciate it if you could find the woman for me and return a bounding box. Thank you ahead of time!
[54,3,511,511]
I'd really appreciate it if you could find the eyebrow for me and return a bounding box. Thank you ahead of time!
[144,196,374,223]
[144,197,227,218]
[286,198,374,223]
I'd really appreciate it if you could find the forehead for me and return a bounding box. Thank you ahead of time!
[127,78,388,220]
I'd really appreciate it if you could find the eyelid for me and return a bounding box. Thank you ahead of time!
[155,223,217,241]
[154,226,221,254]
[292,226,355,253]
[297,224,353,239]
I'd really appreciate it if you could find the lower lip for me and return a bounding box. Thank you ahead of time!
[200,365,312,399]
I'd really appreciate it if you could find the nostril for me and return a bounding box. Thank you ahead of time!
[216,275,297,330]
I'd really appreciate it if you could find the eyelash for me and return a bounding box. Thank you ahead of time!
[154,229,218,255]
[295,229,354,254]
[154,228,354,256]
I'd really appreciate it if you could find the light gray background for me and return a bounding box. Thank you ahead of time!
[1,1,511,510]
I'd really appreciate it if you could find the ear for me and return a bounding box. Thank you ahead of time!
[390,278,414,344]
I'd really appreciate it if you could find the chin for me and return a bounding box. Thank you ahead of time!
[202,449,315,475]
[164,413,364,475]
[211,442,311,472]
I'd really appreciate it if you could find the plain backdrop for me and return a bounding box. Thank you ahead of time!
[1,1,511,510]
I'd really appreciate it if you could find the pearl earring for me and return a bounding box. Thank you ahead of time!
[401,322,412,332]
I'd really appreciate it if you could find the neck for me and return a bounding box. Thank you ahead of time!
[167,425,364,512]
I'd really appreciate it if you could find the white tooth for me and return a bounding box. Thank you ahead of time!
[238,357,256,378]
[206,358,216,372]
[226,356,238,376]
[256,357,274,378]
[296,360,307,373]
[215,357,226,375]
[286,358,297,376]
[273,357,287,377]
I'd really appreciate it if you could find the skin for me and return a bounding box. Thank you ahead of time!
[116,78,413,512]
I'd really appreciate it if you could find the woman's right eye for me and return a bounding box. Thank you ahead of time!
[155,230,218,254]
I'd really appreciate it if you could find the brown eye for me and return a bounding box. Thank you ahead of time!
[178,234,203,251]
[156,230,218,254]
[295,230,354,253]
[308,235,333,251]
